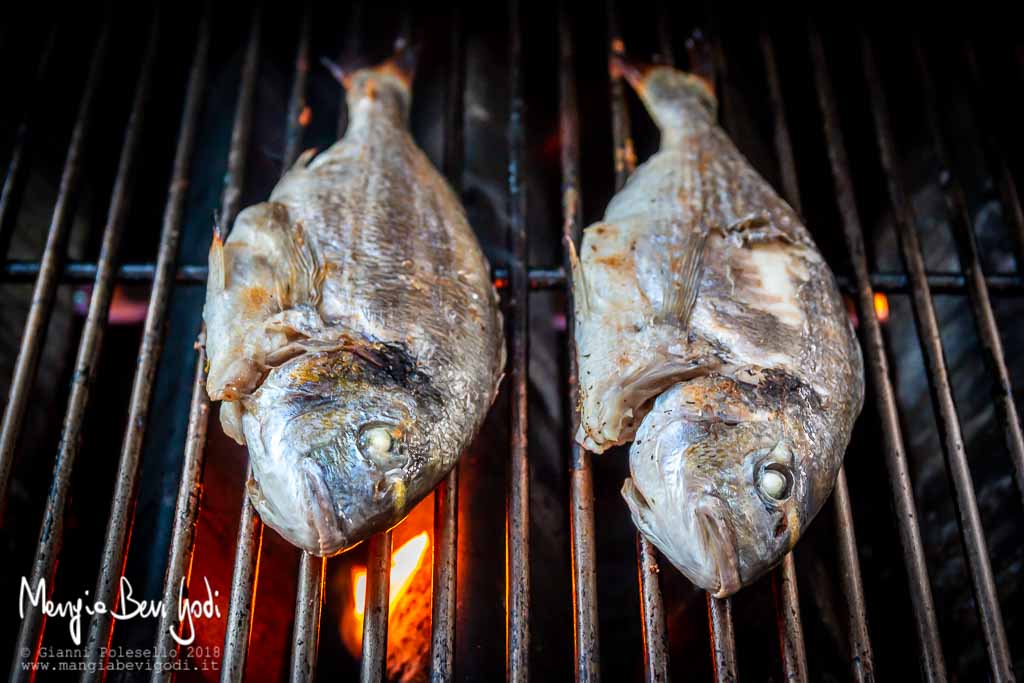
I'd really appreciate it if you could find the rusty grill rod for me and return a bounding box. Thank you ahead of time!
[962,44,1024,265]
[808,26,947,682]
[4,12,1019,682]
[558,5,601,682]
[9,15,154,679]
[291,553,326,683]
[361,532,394,683]
[152,18,261,671]
[429,4,466,681]
[350,5,401,680]
[282,8,329,683]
[707,594,737,683]
[4,260,1024,296]
[758,35,812,682]
[698,22,744,683]
[0,20,109,512]
[758,32,871,683]
[78,14,204,672]
[0,26,56,259]
[282,5,312,179]
[506,0,532,679]
[148,21,214,674]
[605,3,671,681]
[218,13,266,683]
[152,345,210,680]
[912,40,1024,508]
[860,36,1015,681]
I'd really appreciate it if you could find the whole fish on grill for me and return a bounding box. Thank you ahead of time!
[570,58,863,596]
[203,46,505,556]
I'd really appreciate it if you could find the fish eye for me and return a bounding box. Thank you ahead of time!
[757,462,792,501]
[358,424,396,460]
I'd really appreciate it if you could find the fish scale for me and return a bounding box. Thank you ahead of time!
[202,48,505,556]
[572,58,863,596]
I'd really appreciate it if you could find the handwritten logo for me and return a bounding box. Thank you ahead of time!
[19,576,221,646]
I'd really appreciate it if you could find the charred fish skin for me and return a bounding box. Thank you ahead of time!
[203,47,505,556]
[571,60,863,596]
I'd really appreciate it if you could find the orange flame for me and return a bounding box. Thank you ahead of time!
[352,532,430,617]
[873,292,890,323]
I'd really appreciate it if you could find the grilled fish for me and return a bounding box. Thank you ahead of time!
[203,47,505,556]
[570,60,863,596]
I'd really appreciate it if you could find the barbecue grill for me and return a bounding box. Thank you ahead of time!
[1,1,1022,681]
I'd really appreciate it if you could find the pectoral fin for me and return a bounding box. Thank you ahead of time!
[204,201,325,402]
[565,234,589,316]
[634,217,707,326]
[209,219,227,292]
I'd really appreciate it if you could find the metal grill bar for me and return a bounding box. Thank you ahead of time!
[222,486,264,682]
[10,15,155,678]
[860,35,1014,680]
[506,0,532,678]
[430,465,458,681]
[153,342,210,680]
[604,3,670,680]
[962,44,1024,264]
[636,538,669,682]
[758,32,870,683]
[82,12,201,668]
[707,595,737,682]
[429,5,466,680]
[283,9,327,683]
[147,26,213,675]
[760,37,813,679]
[291,552,326,682]
[700,25,742,683]
[282,6,312,182]
[3,11,1019,683]
[352,6,418,680]
[831,468,875,682]
[5,260,1024,294]
[0,19,109,511]
[558,5,601,682]
[361,531,393,682]
[809,25,948,682]
[218,13,266,682]
[0,27,55,259]
[912,40,1024,507]
[153,36,263,665]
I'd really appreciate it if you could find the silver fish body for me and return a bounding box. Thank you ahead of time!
[203,55,505,556]
[571,63,863,596]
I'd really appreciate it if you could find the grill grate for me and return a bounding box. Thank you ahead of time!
[1,3,1021,682]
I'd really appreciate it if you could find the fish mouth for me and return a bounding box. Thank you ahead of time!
[301,459,350,555]
[696,496,742,597]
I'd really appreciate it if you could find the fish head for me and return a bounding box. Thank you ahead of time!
[241,342,444,556]
[623,377,814,597]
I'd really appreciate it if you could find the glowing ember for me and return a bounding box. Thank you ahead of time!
[353,532,429,617]
[873,292,890,323]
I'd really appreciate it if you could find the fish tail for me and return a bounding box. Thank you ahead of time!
[610,47,717,135]
[376,37,418,92]
[322,38,418,97]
